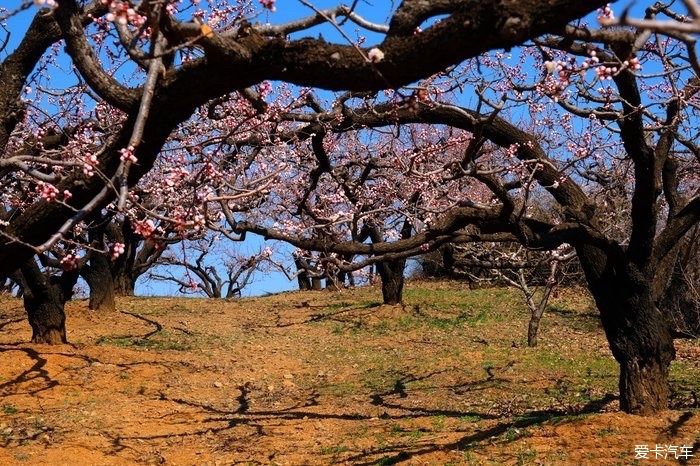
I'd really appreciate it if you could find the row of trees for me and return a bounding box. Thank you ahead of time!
[1,0,699,415]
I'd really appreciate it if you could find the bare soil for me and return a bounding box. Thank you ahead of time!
[1,281,699,465]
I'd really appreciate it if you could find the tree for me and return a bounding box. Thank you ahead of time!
[0,0,611,278]
[14,255,80,343]
[199,10,700,413]
[148,235,284,298]
[6,0,693,417]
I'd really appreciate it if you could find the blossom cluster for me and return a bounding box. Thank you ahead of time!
[259,0,276,12]
[103,0,144,26]
[119,146,138,164]
[60,253,78,271]
[110,242,126,260]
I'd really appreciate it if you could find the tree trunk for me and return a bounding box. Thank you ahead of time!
[112,271,136,296]
[81,254,116,311]
[579,245,674,414]
[18,259,78,345]
[526,275,554,348]
[365,219,411,305]
[527,315,541,347]
[601,284,674,415]
[24,285,68,344]
[294,258,311,290]
[326,273,341,291]
[378,259,405,305]
[311,277,323,290]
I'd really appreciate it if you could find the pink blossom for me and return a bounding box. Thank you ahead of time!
[33,0,58,8]
[109,242,125,260]
[133,219,156,238]
[60,253,78,271]
[37,182,59,201]
[119,146,137,163]
[367,48,385,63]
[259,0,276,12]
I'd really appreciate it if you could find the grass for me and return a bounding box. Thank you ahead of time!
[319,444,349,455]
[2,404,17,415]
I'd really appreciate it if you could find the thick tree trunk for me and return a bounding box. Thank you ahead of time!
[311,277,323,290]
[81,254,116,311]
[18,259,78,345]
[601,285,674,415]
[112,271,136,296]
[579,245,674,414]
[24,286,67,344]
[365,219,411,305]
[378,259,405,305]
[618,351,671,414]
[294,258,311,290]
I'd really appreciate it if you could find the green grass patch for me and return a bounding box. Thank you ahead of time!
[96,331,192,351]
[2,404,17,415]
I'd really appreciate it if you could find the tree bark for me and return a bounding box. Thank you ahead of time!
[112,270,136,296]
[602,283,674,415]
[108,219,139,296]
[311,277,323,291]
[527,315,541,348]
[24,285,68,344]
[294,258,311,291]
[377,259,406,305]
[18,259,78,344]
[579,245,674,414]
[81,253,116,311]
[367,219,411,305]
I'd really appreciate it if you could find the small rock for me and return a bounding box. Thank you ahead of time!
[283,374,293,380]
[213,381,223,388]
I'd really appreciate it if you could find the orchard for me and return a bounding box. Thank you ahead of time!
[0,0,699,430]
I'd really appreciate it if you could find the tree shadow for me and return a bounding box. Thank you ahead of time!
[244,300,385,329]
[347,394,618,465]
[0,317,23,331]
[0,345,58,396]
[659,411,694,440]
[120,311,163,339]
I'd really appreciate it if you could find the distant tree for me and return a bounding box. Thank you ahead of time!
[149,235,285,298]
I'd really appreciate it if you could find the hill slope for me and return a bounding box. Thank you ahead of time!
[1,281,699,465]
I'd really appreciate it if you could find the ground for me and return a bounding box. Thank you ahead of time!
[1,280,700,465]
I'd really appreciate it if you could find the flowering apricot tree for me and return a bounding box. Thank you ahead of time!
[164,3,700,415]
[6,0,700,417]
[0,0,610,276]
